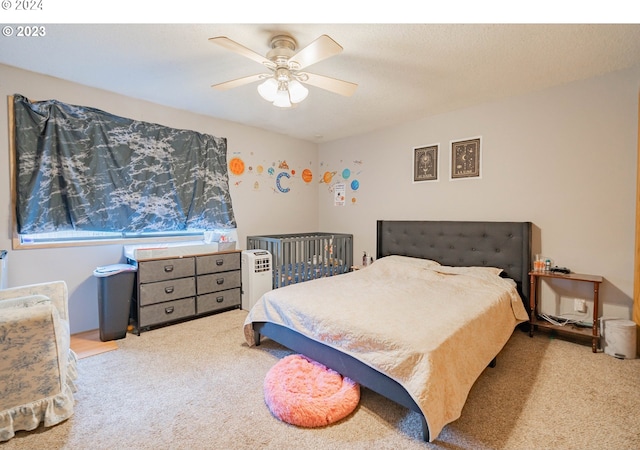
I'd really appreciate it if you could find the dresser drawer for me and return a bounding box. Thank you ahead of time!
[197,270,241,294]
[196,252,240,275]
[197,288,240,314]
[139,277,195,306]
[138,297,195,327]
[138,257,195,283]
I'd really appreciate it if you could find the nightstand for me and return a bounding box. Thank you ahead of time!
[529,271,603,352]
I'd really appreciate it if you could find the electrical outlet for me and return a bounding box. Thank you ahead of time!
[574,298,587,313]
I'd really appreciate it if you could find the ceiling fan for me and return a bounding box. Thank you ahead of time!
[209,34,358,108]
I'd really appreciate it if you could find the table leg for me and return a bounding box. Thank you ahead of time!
[529,274,537,337]
[592,282,600,353]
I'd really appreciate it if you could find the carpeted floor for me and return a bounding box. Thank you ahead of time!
[3,308,640,449]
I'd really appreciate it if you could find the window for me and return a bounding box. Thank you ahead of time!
[10,94,236,249]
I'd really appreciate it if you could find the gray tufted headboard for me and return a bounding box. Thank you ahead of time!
[376,220,532,308]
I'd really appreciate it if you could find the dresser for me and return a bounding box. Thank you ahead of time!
[130,250,241,334]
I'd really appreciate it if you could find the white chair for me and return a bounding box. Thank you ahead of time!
[0,281,78,441]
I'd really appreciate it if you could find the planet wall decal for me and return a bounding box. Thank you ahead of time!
[322,171,336,184]
[229,157,245,176]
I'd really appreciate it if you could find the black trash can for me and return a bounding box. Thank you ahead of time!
[94,264,137,342]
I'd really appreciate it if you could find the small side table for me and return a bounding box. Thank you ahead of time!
[529,271,603,352]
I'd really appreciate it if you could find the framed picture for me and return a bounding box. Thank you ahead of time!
[413,144,439,182]
[450,137,481,180]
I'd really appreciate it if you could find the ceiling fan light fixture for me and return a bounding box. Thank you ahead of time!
[257,78,278,102]
[288,80,309,104]
[273,88,292,108]
[210,34,357,105]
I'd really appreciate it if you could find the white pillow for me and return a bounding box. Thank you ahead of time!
[433,265,503,280]
[378,255,441,269]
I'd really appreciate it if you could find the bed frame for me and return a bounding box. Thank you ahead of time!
[252,220,532,441]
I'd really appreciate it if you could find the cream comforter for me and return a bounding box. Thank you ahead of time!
[243,255,529,441]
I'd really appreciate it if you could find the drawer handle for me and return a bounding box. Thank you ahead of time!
[216,278,225,285]
[216,259,224,266]
[164,265,174,272]
[165,306,174,314]
[216,296,224,303]
[164,286,174,294]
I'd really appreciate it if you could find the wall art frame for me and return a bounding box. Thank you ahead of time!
[413,144,439,183]
[450,137,481,180]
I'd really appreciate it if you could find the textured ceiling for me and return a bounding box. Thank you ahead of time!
[2,23,640,143]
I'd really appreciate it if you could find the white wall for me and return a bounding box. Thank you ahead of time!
[318,67,640,321]
[0,64,318,333]
[2,63,638,332]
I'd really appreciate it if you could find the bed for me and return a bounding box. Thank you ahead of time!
[243,220,532,442]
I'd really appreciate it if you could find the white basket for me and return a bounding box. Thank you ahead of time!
[601,318,637,359]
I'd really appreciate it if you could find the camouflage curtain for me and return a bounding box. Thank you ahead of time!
[13,94,236,234]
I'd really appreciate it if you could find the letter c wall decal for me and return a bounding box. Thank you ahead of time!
[276,171,291,193]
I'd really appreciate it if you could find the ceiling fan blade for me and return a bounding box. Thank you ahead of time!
[209,36,271,67]
[211,74,265,91]
[302,73,358,97]
[290,35,343,70]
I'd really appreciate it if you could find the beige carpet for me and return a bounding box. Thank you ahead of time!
[4,309,640,449]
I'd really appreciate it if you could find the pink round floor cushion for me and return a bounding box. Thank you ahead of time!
[263,354,360,428]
